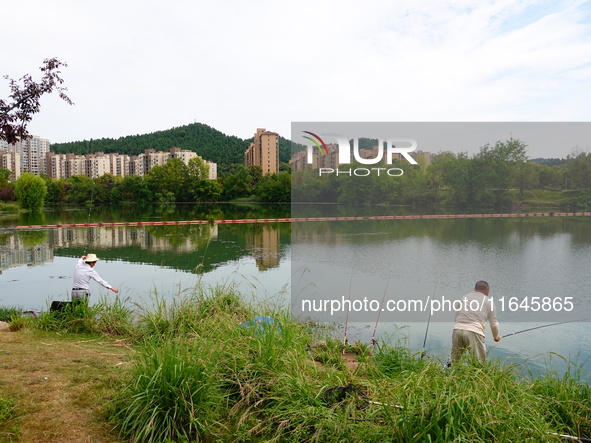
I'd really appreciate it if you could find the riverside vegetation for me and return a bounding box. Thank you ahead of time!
[0,288,590,442]
[2,132,591,210]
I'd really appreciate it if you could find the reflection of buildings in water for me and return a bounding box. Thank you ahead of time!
[49,225,218,252]
[0,235,54,272]
[245,225,281,271]
[0,225,218,271]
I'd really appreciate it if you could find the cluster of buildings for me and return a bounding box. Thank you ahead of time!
[0,136,217,180]
[46,147,217,180]
[289,143,436,172]
[0,127,284,181]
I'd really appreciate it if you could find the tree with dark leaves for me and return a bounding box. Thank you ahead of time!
[0,58,73,144]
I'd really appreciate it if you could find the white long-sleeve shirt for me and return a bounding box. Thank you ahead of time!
[453,291,499,339]
[72,258,113,290]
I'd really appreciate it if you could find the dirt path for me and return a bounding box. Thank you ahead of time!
[0,329,133,443]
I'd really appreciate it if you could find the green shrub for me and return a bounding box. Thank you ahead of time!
[0,306,21,322]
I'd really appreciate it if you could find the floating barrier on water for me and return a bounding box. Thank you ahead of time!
[14,212,591,230]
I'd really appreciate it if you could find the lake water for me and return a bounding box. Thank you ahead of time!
[1,204,591,379]
[0,204,292,310]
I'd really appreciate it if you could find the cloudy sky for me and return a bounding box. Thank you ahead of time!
[2,0,591,157]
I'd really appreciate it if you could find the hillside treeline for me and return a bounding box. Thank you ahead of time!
[292,139,591,210]
[50,122,293,171]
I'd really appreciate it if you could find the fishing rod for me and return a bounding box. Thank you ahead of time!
[370,277,391,346]
[421,283,437,358]
[342,264,354,351]
[83,178,96,255]
[501,319,586,339]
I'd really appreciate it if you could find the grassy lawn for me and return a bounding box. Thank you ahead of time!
[507,188,582,207]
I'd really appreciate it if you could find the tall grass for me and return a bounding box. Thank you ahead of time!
[0,306,22,322]
[115,339,223,442]
[529,358,591,439]
[23,295,135,336]
[108,287,591,442]
[3,287,590,442]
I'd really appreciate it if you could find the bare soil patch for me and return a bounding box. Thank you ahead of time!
[0,329,132,443]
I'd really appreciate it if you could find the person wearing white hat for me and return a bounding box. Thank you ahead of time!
[71,253,119,301]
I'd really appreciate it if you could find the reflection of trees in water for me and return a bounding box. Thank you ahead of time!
[20,203,290,226]
[17,230,48,247]
[292,217,591,248]
[20,211,46,226]
[145,224,214,249]
[51,222,290,274]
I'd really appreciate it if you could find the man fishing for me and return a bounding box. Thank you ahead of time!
[71,253,119,302]
[451,280,500,364]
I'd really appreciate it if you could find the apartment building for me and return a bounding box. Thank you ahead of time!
[244,128,279,175]
[0,135,216,182]
[0,151,21,179]
[0,135,50,178]
[45,148,218,180]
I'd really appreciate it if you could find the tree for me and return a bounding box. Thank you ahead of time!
[255,172,291,202]
[538,165,563,189]
[564,152,591,189]
[0,167,11,187]
[186,157,221,201]
[14,172,47,209]
[145,158,189,201]
[120,175,151,203]
[0,167,15,201]
[1,58,73,144]
[187,156,210,181]
[66,175,95,204]
[510,162,540,200]
[475,139,528,194]
[221,165,254,199]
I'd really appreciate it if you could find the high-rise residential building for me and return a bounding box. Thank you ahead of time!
[108,153,130,177]
[0,135,50,177]
[0,151,21,179]
[244,128,279,175]
[64,154,86,178]
[143,149,169,172]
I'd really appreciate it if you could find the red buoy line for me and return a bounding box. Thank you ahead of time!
[13,212,591,230]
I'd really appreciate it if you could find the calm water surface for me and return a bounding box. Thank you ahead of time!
[1,204,590,378]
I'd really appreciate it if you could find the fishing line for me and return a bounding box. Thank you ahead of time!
[370,277,391,346]
[421,282,437,358]
[501,319,586,338]
[83,178,96,255]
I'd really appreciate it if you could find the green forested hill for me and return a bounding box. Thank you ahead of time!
[50,123,293,169]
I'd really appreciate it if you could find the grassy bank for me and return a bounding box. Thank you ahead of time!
[506,188,584,208]
[1,288,590,442]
